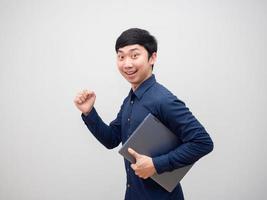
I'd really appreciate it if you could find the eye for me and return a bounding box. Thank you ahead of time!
[132,53,139,59]
[118,55,124,60]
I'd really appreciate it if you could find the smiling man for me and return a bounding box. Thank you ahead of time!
[117,43,156,91]
[74,28,213,200]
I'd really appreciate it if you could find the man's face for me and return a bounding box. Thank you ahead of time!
[117,44,156,90]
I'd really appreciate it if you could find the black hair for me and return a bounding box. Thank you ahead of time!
[115,28,157,64]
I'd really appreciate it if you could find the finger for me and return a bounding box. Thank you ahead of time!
[77,98,83,104]
[74,96,82,104]
[78,91,84,96]
[131,166,140,177]
[137,173,147,179]
[83,89,91,95]
[138,171,148,179]
[128,148,140,159]
[88,91,95,98]
[75,91,89,104]
[131,164,137,171]
[78,94,86,102]
[84,90,95,99]
[73,98,79,104]
[82,90,89,98]
[81,93,87,99]
[83,89,88,94]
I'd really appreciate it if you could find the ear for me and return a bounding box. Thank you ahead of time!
[149,52,157,65]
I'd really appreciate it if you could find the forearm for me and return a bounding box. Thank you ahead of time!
[152,128,213,174]
[81,107,121,149]
[153,95,214,174]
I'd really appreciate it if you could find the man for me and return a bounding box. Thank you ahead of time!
[74,28,213,200]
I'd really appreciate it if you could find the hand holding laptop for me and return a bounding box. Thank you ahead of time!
[128,148,156,179]
[119,114,193,192]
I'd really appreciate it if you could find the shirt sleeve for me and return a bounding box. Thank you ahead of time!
[81,105,123,149]
[152,95,214,174]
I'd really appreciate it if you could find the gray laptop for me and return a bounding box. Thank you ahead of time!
[118,113,193,192]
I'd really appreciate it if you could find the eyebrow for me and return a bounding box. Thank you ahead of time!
[118,48,140,53]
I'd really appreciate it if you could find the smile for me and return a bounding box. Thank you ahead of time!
[125,70,137,76]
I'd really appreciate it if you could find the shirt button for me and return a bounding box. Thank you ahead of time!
[130,101,134,104]
[127,184,130,188]
[128,118,130,122]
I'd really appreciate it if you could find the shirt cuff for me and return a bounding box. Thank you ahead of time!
[81,107,98,125]
[152,154,171,174]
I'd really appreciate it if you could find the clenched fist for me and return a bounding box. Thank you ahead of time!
[74,90,96,115]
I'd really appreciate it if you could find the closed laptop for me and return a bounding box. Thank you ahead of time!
[118,113,193,192]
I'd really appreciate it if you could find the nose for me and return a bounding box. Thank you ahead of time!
[123,57,133,68]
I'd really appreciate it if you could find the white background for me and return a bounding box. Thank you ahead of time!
[0,0,266,199]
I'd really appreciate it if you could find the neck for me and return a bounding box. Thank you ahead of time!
[131,73,152,92]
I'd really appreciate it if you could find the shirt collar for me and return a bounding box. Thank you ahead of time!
[129,74,156,100]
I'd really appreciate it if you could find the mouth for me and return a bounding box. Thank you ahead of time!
[125,70,137,76]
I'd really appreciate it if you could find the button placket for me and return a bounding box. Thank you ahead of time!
[127,98,134,138]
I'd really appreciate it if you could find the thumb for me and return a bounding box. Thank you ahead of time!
[84,90,95,98]
[128,148,141,159]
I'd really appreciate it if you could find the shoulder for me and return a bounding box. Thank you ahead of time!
[142,82,185,120]
[148,82,182,105]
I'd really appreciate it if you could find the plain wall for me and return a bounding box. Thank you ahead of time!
[0,0,266,199]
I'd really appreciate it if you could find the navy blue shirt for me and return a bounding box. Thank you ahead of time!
[82,74,213,200]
